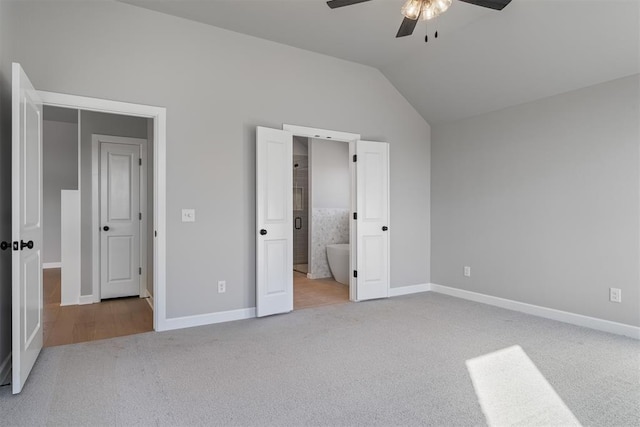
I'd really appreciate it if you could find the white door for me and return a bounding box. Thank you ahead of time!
[100,142,141,299]
[355,140,390,301]
[11,63,43,394]
[256,126,293,317]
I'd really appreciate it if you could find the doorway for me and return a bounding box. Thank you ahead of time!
[41,107,154,347]
[255,124,390,318]
[292,136,350,310]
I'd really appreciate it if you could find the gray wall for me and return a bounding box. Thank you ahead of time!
[0,0,12,385]
[2,0,430,321]
[431,75,640,327]
[310,139,350,209]
[79,111,148,296]
[43,118,78,264]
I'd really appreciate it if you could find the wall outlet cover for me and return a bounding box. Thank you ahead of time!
[463,266,471,277]
[609,287,621,303]
[218,280,226,293]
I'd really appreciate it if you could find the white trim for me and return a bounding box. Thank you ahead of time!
[78,295,94,305]
[37,90,167,332]
[349,141,357,302]
[430,284,640,340]
[42,262,61,269]
[91,136,99,302]
[162,308,256,332]
[0,353,11,386]
[143,289,154,310]
[92,135,148,302]
[60,190,81,306]
[283,124,360,142]
[389,283,431,297]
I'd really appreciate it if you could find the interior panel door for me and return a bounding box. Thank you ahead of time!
[256,126,293,317]
[355,140,390,301]
[11,63,44,394]
[100,142,141,299]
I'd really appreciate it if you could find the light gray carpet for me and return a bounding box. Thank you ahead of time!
[0,292,638,426]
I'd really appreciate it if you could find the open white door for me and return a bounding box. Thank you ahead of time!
[11,63,44,394]
[256,126,293,317]
[355,140,390,301]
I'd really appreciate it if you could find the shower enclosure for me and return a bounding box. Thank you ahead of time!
[293,156,309,274]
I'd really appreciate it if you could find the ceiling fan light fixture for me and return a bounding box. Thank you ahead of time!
[421,0,452,20]
[401,0,423,20]
[402,0,453,21]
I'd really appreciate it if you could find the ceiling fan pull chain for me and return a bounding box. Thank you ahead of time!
[425,20,428,43]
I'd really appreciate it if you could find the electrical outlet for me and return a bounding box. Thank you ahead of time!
[463,266,471,277]
[609,287,621,303]
[217,280,226,293]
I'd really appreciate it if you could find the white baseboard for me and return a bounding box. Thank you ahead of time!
[0,353,11,386]
[430,283,640,340]
[78,295,95,305]
[42,262,62,269]
[162,307,256,332]
[390,283,431,297]
[142,289,154,310]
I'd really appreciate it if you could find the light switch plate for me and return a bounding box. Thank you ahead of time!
[182,209,195,222]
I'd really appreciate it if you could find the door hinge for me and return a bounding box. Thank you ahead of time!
[139,158,142,166]
[139,212,142,220]
[353,212,357,220]
[353,154,357,162]
[139,267,142,275]
[353,270,357,278]
[154,230,157,237]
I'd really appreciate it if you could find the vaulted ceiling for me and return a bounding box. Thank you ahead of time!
[119,0,639,124]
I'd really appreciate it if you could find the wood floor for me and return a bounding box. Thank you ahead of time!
[293,271,349,310]
[43,268,153,347]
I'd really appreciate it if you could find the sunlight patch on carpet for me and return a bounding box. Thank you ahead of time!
[466,345,581,427]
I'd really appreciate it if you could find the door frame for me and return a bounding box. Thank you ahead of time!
[91,135,148,301]
[38,90,167,331]
[282,124,362,302]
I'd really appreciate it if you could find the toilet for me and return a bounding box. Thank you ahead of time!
[326,243,349,285]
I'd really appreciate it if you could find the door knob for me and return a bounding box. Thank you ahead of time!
[259,229,267,235]
[0,241,11,251]
[103,226,110,231]
[20,240,34,250]
[382,226,388,231]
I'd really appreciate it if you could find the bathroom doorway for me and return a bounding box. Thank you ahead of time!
[256,124,390,318]
[292,136,350,310]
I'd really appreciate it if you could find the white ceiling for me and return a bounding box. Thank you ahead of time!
[119,0,640,124]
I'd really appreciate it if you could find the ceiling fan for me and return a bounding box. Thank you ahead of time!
[327,0,512,38]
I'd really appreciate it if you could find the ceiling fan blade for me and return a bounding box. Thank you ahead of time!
[396,17,418,38]
[326,0,372,9]
[457,0,512,10]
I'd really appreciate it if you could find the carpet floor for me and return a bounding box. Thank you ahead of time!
[0,292,638,426]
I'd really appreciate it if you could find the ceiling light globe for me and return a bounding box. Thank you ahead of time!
[401,0,423,20]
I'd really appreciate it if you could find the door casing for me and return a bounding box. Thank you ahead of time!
[37,90,168,331]
[282,124,389,302]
